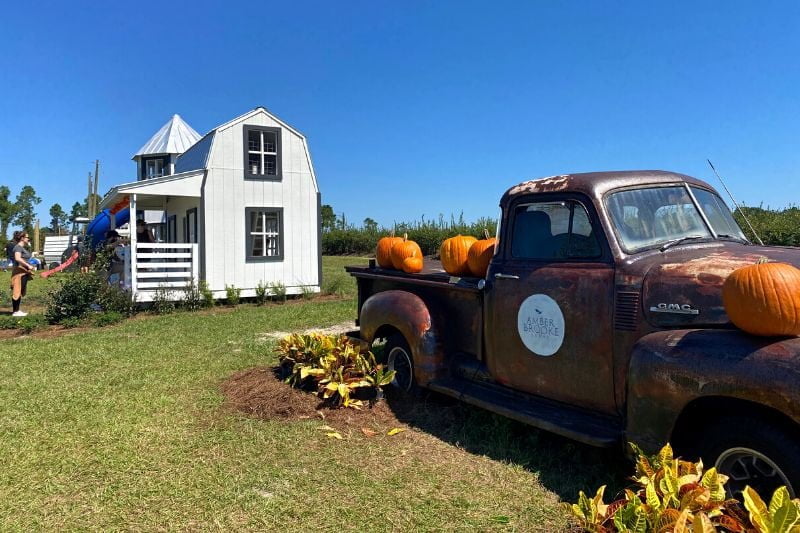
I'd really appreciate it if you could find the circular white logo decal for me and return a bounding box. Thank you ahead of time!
[517,294,565,356]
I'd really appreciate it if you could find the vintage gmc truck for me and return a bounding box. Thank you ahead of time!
[346,170,800,497]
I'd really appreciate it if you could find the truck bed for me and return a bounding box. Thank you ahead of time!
[346,259,485,360]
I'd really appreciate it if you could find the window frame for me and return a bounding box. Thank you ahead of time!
[502,193,609,264]
[245,207,284,262]
[141,156,167,180]
[243,125,282,181]
[167,215,177,243]
[186,208,198,244]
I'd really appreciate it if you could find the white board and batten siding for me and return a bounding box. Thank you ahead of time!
[202,109,320,297]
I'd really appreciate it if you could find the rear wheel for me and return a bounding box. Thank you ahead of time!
[691,417,800,498]
[385,334,416,393]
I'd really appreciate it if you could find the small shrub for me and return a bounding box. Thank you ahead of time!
[224,284,241,306]
[181,280,204,311]
[150,285,176,315]
[568,442,798,532]
[96,284,136,316]
[16,314,47,334]
[322,276,348,297]
[276,333,394,409]
[199,280,214,308]
[44,273,103,324]
[0,316,17,330]
[59,317,83,329]
[91,311,123,327]
[269,281,287,303]
[255,281,269,305]
[300,285,316,300]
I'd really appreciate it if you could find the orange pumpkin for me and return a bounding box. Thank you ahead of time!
[467,229,497,278]
[402,256,423,274]
[722,259,800,336]
[390,234,422,270]
[440,234,477,276]
[376,233,403,269]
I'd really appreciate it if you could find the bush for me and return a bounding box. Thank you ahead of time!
[0,314,46,333]
[91,311,123,327]
[181,280,204,312]
[59,317,83,329]
[300,285,316,300]
[199,281,214,308]
[150,285,176,315]
[44,273,103,324]
[269,281,286,303]
[276,333,395,409]
[568,442,799,532]
[225,284,241,306]
[96,284,136,316]
[322,276,348,297]
[255,281,269,305]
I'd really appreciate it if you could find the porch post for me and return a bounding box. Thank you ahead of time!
[130,194,137,298]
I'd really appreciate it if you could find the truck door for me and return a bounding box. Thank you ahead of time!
[484,196,617,415]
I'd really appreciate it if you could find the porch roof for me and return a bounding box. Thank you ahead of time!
[99,170,204,211]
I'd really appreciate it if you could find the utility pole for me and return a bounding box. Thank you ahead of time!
[34,219,40,254]
[93,159,100,215]
[87,172,94,218]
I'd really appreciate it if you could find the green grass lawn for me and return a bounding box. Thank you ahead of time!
[0,257,623,531]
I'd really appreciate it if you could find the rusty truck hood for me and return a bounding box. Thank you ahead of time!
[638,242,800,328]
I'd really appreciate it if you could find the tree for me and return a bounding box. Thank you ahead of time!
[71,201,86,219]
[49,203,67,235]
[12,185,41,237]
[321,204,336,232]
[363,217,378,232]
[0,185,15,243]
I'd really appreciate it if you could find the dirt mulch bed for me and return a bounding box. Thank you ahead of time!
[221,366,406,426]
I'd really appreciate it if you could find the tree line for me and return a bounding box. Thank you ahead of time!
[0,184,101,250]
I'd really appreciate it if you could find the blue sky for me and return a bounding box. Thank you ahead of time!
[1,1,799,230]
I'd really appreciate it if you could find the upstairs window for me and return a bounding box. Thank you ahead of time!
[246,207,283,261]
[142,157,166,180]
[244,126,281,180]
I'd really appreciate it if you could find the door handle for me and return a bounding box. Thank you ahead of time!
[494,273,519,280]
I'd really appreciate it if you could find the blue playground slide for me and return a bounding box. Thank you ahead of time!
[86,207,130,248]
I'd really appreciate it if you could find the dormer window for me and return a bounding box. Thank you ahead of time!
[244,126,281,180]
[145,158,164,179]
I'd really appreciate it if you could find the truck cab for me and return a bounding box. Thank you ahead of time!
[346,170,800,497]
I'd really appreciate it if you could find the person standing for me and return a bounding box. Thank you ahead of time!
[10,232,34,317]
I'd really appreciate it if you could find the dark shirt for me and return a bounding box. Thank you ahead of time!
[5,241,14,261]
[12,244,31,268]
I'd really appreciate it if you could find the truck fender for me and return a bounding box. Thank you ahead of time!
[359,290,445,386]
[626,329,800,453]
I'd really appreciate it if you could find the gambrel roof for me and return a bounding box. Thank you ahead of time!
[133,114,202,158]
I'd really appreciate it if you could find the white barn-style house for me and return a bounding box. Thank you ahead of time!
[99,107,321,301]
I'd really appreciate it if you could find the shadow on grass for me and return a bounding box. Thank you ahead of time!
[383,390,630,502]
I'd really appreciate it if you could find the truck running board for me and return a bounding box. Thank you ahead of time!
[426,378,622,448]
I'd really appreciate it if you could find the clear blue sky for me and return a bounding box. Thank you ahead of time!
[1,1,799,230]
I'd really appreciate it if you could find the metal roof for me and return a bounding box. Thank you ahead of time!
[133,114,202,158]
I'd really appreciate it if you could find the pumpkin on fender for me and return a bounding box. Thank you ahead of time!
[390,234,422,270]
[376,233,403,269]
[440,235,477,276]
[722,259,800,336]
[467,229,497,278]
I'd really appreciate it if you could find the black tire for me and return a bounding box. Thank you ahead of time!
[49,262,60,270]
[384,334,417,394]
[691,416,800,498]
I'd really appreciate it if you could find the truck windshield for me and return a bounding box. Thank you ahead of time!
[689,186,747,241]
[607,186,716,252]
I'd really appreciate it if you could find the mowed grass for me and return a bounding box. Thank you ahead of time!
[0,257,624,531]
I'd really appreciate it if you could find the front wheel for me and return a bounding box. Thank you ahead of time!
[692,417,800,498]
[385,334,416,394]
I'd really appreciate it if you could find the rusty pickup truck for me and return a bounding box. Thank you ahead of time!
[346,170,800,497]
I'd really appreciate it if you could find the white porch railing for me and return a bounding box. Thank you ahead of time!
[129,243,199,302]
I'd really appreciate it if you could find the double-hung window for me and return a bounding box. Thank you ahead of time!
[246,207,283,260]
[144,158,165,180]
[244,126,281,180]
